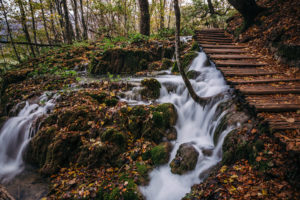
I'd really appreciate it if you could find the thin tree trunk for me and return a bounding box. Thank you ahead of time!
[0,0,21,62]
[159,0,166,29]
[138,0,150,36]
[167,0,172,29]
[207,0,215,15]
[29,0,40,54]
[54,0,67,42]
[173,0,207,106]
[17,0,36,57]
[61,0,74,44]
[39,0,51,44]
[71,0,81,40]
[79,0,88,40]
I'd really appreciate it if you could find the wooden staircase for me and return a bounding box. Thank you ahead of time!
[195,29,300,150]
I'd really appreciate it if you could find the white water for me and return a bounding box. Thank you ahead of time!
[125,51,236,200]
[0,93,57,183]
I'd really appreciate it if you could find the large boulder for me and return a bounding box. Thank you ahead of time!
[170,143,199,174]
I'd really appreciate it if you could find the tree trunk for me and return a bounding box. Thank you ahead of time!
[17,0,36,57]
[79,0,88,40]
[54,0,67,42]
[28,0,40,54]
[159,0,166,29]
[62,0,75,44]
[207,0,215,15]
[167,0,172,29]
[71,0,81,40]
[0,0,21,62]
[39,0,51,44]
[228,0,263,27]
[173,0,207,107]
[138,0,150,36]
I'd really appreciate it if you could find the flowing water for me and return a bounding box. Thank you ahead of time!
[0,93,58,183]
[124,51,236,200]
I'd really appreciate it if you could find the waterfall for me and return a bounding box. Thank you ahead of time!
[0,93,58,183]
[128,51,235,200]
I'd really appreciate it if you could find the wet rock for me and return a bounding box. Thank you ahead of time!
[171,51,198,73]
[140,78,161,99]
[0,116,8,130]
[170,143,199,174]
[0,184,15,200]
[202,146,214,157]
[190,42,200,51]
[161,58,173,70]
[154,103,178,127]
[186,70,201,79]
[8,102,26,117]
[151,142,172,166]
[166,127,177,141]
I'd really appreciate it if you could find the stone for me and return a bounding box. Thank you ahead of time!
[166,127,177,141]
[150,142,172,166]
[140,78,161,99]
[170,143,199,174]
[186,70,201,79]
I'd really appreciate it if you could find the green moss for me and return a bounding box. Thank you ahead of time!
[152,111,164,128]
[104,97,118,107]
[161,58,173,70]
[101,128,126,146]
[154,103,177,128]
[88,92,107,103]
[136,162,148,176]
[141,78,161,99]
[151,144,169,166]
[181,51,198,71]
[171,61,179,73]
[190,42,200,51]
[139,59,148,70]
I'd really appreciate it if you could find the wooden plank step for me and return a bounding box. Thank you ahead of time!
[269,122,300,130]
[215,60,266,67]
[196,34,227,38]
[197,38,233,42]
[220,68,279,77]
[198,41,234,45]
[200,44,245,49]
[238,87,300,95]
[254,104,300,112]
[229,78,300,85]
[209,54,258,60]
[204,49,247,54]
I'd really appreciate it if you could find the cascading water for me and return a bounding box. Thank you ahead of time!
[124,51,236,200]
[0,93,58,183]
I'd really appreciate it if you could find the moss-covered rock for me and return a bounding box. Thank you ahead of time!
[190,41,200,51]
[141,78,161,99]
[151,142,172,166]
[154,103,178,127]
[161,58,174,70]
[186,70,201,79]
[101,128,126,146]
[181,51,198,71]
[170,143,199,174]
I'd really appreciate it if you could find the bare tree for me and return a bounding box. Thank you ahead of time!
[138,0,150,36]
[79,0,88,40]
[29,0,40,54]
[39,0,51,44]
[173,0,208,106]
[17,0,36,57]
[0,0,21,62]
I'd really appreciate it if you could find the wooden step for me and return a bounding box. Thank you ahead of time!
[229,78,300,85]
[254,104,300,112]
[238,86,300,95]
[197,38,233,43]
[200,44,245,49]
[215,60,266,67]
[204,49,247,54]
[269,122,300,130]
[220,68,280,77]
[196,34,227,38]
[209,54,258,60]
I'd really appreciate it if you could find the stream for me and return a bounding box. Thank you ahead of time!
[122,51,235,200]
[0,44,237,200]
